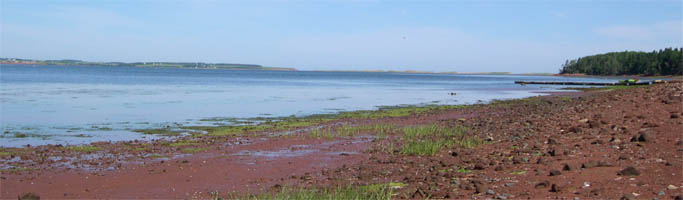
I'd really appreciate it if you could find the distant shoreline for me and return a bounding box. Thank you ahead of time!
[0,61,296,71]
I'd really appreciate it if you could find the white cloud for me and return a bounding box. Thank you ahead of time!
[595,21,682,41]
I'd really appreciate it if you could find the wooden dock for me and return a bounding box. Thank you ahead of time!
[514,80,663,86]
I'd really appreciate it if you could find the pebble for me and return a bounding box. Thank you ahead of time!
[550,184,562,192]
[657,190,665,196]
[549,170,562,176]
[495,194,508,200]
[621,193,636,200]
[618,167,641,176]
[668,184,679,190]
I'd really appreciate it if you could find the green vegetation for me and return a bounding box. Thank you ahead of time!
[401,139,454,156]
[134,128,184,136]
[559,47,682,76]
[186,117,329,137]
[310,124,399,139]
[562,85,650,92]
[1,167,34,173]
[146,154,168,159]
[242,183,402,200]
[455,167,472,173]
[66,145,103,152]
[510,170,526,175]
[167,141,198,147]
[337,105,466,119]
[400,125,458,156]
[181,147,208,153]
[0,58,296,71]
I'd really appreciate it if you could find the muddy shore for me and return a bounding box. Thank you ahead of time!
[2,83,682,199]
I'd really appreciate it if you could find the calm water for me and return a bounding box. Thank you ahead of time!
[0,64,618,147]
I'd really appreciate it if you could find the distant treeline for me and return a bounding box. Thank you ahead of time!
[559,48,682,76]
[0,58,296,71]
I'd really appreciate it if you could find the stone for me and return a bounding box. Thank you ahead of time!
[620,193,636,200]
[550,184,562,192]
[563,163,575,171]
[618,167,641,176]
[495,194,508,200]
[548,138,559,145]
[504,182,516,187]
[582,161,599,168]
[474,183,488,194]
[549,170,562,176]
[535,181,550,189]
[18,193,40,200]
[473,163,485,170]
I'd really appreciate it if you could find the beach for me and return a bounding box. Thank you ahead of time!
[2,82,681,199]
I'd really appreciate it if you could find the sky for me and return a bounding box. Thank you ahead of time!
[1,0,681,73]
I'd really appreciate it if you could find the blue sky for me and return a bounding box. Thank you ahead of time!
[1,0,681,73]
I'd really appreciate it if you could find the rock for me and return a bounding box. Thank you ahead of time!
[535,181,550,189]
[537,157,549,165]
[411,188,427,199]
[668,185,679,190]
[473,163,485,170]
[548,138,559,145]
[495,194,508,200]
[569,126,583,133]
[589,120,601,128]
[579,118,589,123]
[451,152,458,157]
[474,183,488,194]
[637,132,650,142]
[582,161,599,169]
[550,184,563,192]
[631,132,650,142]
[591,140,604,145]
[549,170,562,176]
[658,190,665,196]
[460,182,473,190]
[597,161,614,167]
[487,189,495,195]
[620,193,636,200]
[18,193,40,200]
[548,149,558,156]
[609,137,622,143]
[504,183,516,187]
[563,163,575,171]
[617,167,641,176]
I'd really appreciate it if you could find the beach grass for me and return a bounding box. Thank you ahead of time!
[236,183,402,200]
[180,147,208,153]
